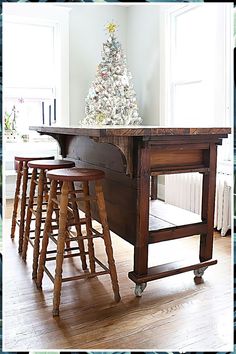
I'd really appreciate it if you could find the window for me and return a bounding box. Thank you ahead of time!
[3,21,56,136]
[3,4,70,138]
[160,4,233,129]
[159,3,233,163]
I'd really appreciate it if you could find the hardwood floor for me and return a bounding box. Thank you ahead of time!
[3,199,233,351]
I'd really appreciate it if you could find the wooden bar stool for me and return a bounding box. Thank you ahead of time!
[11,155,54,253]
[21,159,76,280]
[36,167,121,316]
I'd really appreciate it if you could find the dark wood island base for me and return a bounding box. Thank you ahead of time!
[30,126,230,296]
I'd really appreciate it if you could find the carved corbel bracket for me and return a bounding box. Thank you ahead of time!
[38,132,67,157]
[91,136,134,177]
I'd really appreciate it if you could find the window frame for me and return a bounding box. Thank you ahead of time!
[3,4,71,127]
[159,3,233,129]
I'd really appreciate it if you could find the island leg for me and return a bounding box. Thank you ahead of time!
[133,142,150,296]
[199,144,217,269]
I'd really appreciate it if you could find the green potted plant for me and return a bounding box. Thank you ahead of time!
[4,105,18,141]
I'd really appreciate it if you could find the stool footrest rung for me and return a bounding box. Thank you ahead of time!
[68,189,84,194]
[51,196,96,206]
[28,222,59,232]
[30,209,49,216]
[28,238,34,247]
[91,227,103,238]
[29,228,45,233]
[62,270,109,282]
[49,233,77,244]
[94,256,110,273]
[43,266,55,283]
[29,234,43,240]
[52,198,60,205]
[71,196,96,202]
[78,218,87,225]
[68,234,101,241]
[32,202,48,206]
[46,251,89,261]
[49,234,60,245]
[45,246,88,254]
[43,265,109,284]
[49,231,101,243]
[28,235,44,247]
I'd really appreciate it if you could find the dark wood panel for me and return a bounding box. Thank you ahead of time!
[149,143,209,150]
[65,136,126,174]
[150,148,205,169]
[149,222,207,243]
[67,161,138,245]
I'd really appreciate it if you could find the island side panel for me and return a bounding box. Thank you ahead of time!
[64,135,138,245]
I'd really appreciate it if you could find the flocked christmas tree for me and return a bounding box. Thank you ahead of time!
[83,22,142,126]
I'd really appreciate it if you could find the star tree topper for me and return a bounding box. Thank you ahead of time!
[105,21,117,34]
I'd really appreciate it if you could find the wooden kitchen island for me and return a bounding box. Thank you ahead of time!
[31,126,231,296]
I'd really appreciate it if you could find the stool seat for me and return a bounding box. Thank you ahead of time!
[47,167,105,182]
[15,155,54,162]
[28,159,75,170]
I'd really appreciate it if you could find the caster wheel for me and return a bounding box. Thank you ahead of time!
[194,266,208,278]
[134,282,147,297]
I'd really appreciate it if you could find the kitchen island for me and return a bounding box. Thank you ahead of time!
[30,125,231,295]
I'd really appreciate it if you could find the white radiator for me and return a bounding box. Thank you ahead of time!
[165,171,232,236]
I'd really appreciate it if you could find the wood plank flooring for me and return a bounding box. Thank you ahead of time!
[3,199,233,351]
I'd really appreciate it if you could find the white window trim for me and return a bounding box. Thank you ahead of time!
[159,3,233,128]
[3,3,71,126]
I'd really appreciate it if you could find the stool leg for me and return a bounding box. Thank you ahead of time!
[83,181,96,273]
[11,160,23,239]
[32,169,44,279]
[18,161,28,253]
[43,173,49,203]
[37,180,58,289]
[69,182,87,270]
[95,180,120,302]
[22,168,37,261]
[53,181,69,316]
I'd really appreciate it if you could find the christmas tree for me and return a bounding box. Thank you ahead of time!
[83,22,142,126]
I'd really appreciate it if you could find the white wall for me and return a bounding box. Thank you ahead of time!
[127,5,160,125]
[68,4,160,126]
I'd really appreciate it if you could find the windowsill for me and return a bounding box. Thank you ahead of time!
[4,134,57,144]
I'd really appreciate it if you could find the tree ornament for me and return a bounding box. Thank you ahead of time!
[96,112,106,124]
